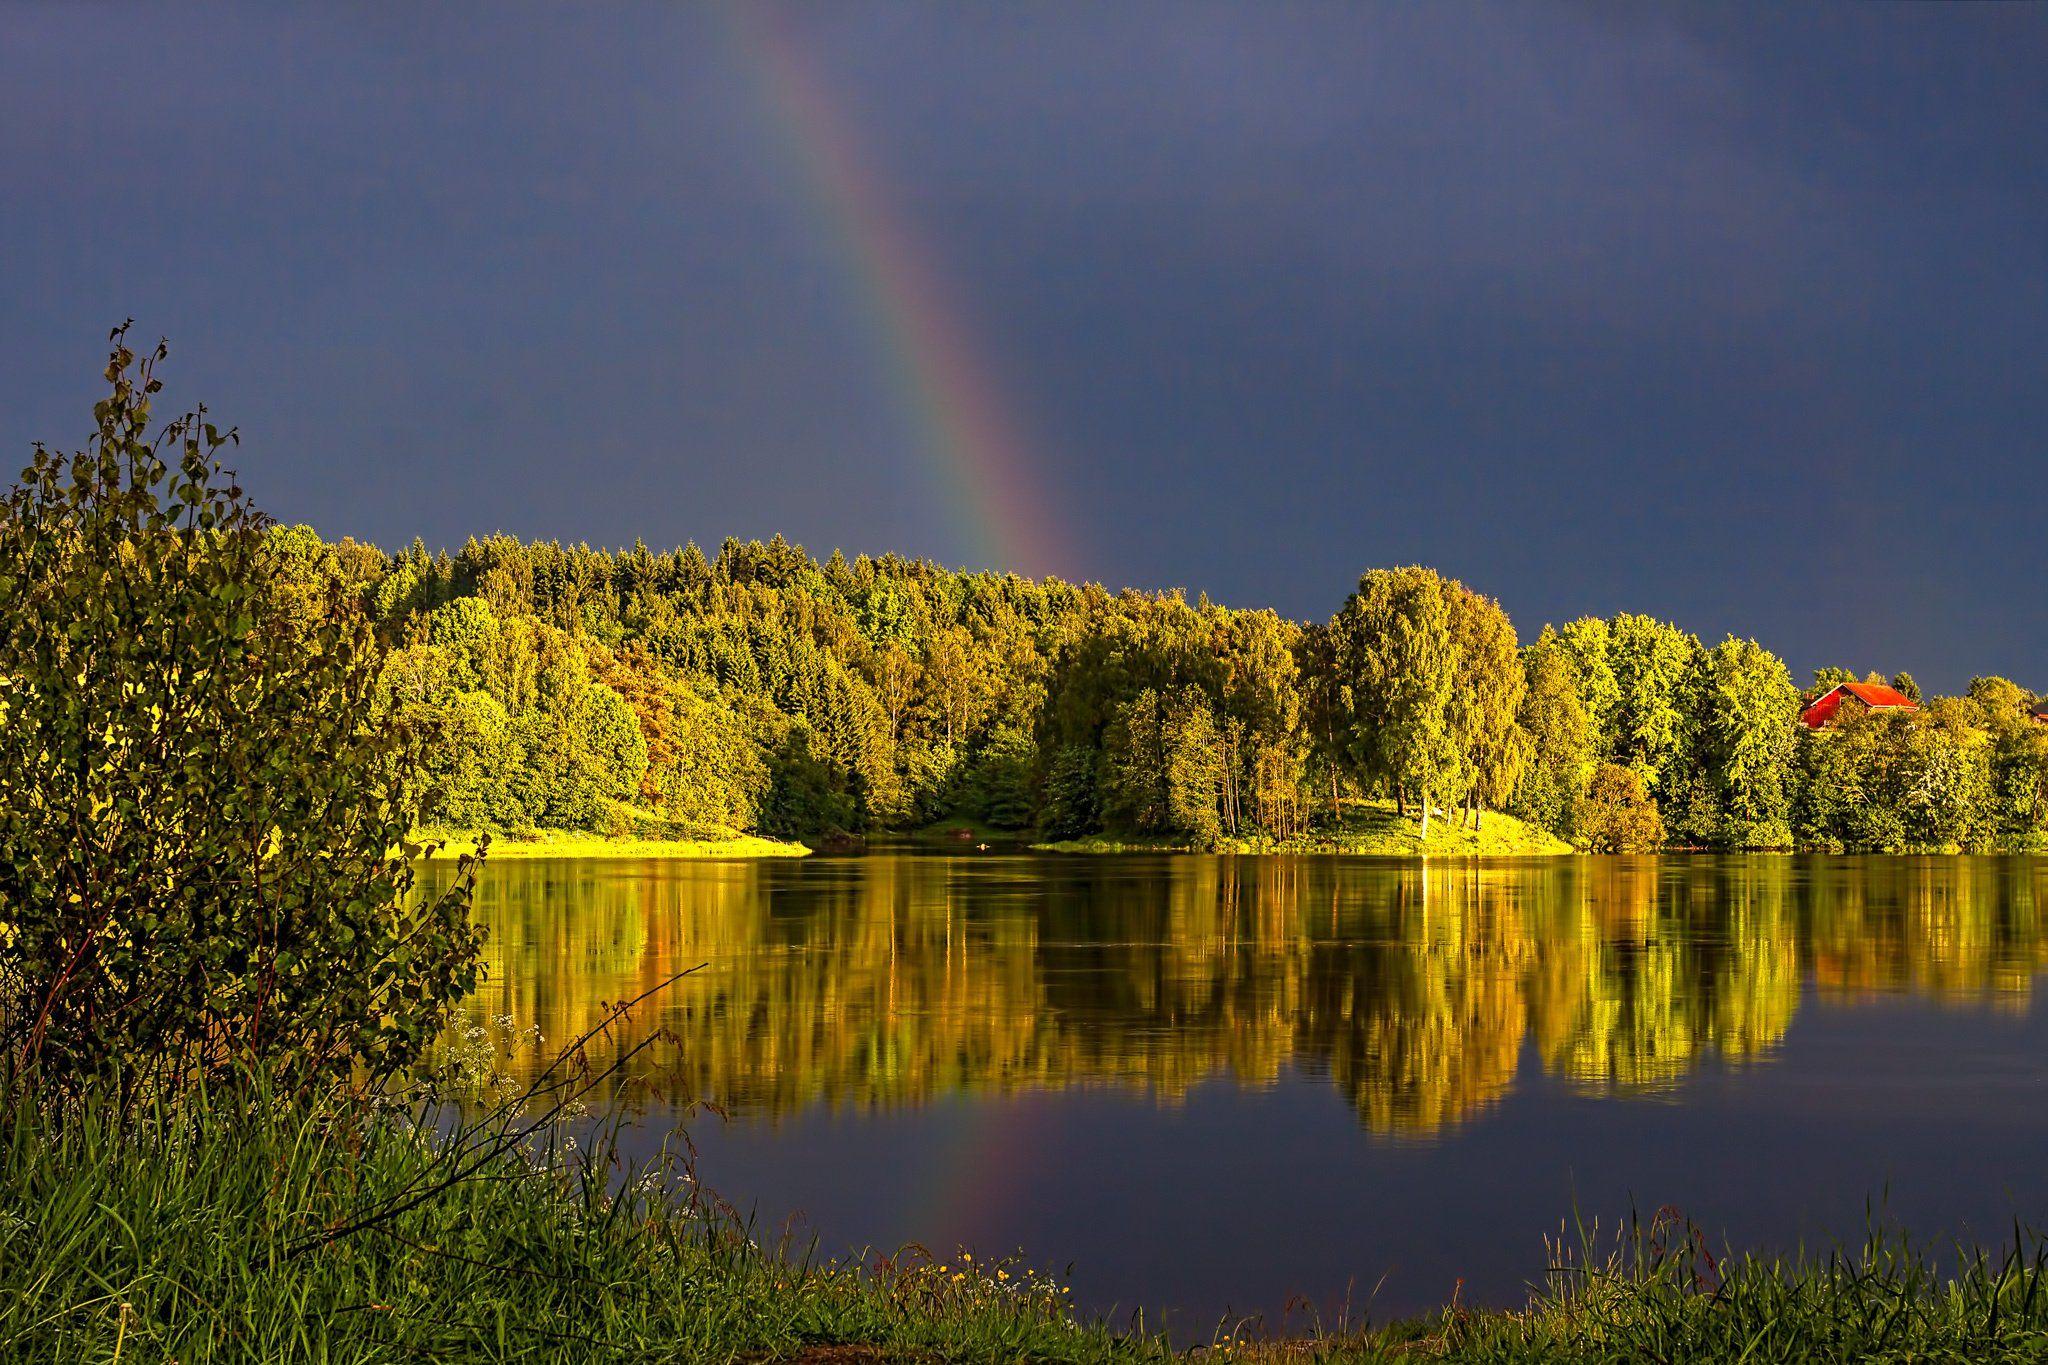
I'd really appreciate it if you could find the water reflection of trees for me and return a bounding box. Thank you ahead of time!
[449,856,2048,1134]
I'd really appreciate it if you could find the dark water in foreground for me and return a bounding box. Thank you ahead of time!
[450,852,2048,1329]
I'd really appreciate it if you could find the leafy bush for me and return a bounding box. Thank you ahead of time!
[1576,763,1666,853]
[0,329,483,1102]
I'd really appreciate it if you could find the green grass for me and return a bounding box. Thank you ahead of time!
[8,1082,2048,1363]
[0,1081,1137,1364]
[416,825,809,860]
[1037,800,1571,858]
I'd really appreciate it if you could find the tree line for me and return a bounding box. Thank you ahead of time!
[267,528,2048,852]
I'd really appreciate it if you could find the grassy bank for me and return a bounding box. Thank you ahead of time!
[0,1085,1130,1363]
[418,827,810,860]
[1037,800,1571,858]
[7,1089,2048,1362]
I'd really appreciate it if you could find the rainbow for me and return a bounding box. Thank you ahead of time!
[900,1090,1055,1256]
[725,4,1072,579]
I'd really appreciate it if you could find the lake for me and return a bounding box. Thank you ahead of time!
[451,851,2048,1332]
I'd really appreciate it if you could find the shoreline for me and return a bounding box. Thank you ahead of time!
[1033,831,1574,856]
[416,830,810,860]
[21,1087,2046,1361]
[411,826,2037,862]
[1032,799,1574,857]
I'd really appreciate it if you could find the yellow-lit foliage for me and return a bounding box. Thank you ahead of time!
[436,856,2048,1136]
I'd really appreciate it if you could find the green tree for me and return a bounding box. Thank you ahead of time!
[1576,764,1666,853]
[1693,637,1799,847]
[1513,627,1593,839]
[1216,608,1305,836]
[919,624,996,749]
[964,724,1037,830]
[1606,613,1701,792]
[0,330,482,1100]
[1794,703,1994,852]
[421,595,503,691]
[1038,744,1099,840]
[1103,686,1222,843]
[419,689,525,829]
[1793,707,1904,851]
[1894,700,1992,850]
[1163,697,1225,845]
[1446,583,1527,830]
[511,654,648,831]
[1989,721,2048,850]
[1296,619,1350,826]
[1555,618,1621,754]
[595,649,769,833]
[371,559,426,623]
[1966,676,2032,731]
[870,641,919,743]
[1325,567,1459,836]
[761,722,856,837]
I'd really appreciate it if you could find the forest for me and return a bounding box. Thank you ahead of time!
[268,527,2048,853]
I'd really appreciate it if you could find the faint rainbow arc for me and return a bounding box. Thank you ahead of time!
[900,1091,1051,1258]
[727,5,1071,578]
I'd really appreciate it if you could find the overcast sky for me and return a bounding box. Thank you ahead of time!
[4,2,2044,691]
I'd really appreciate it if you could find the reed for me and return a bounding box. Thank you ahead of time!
[0,1070,1166,1364]
[12,1085,2048,1364]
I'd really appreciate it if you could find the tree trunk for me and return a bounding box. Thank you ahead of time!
[1418,791,1431,840]
[1225,735,1238,836]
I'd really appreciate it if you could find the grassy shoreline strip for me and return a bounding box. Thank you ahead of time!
[1035,800,1571,858]
[9,1087,2048,1362]
[418,829,810,860]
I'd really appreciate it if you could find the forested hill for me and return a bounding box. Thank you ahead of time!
[268,528,2048,853]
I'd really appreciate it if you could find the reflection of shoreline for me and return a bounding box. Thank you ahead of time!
[443,857,2048,1134]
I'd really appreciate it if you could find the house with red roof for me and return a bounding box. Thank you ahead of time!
[1799,680,1919,730]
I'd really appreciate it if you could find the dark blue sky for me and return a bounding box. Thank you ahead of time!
[4,3,2044,691]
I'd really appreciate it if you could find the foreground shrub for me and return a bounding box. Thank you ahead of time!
[0,328,481,1102]
[1574,764,1665,853]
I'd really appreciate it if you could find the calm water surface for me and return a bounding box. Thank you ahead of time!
[452,852,2048,1328]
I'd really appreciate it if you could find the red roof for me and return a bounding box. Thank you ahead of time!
[1800,680,1918,729]
[1837,681,1915,709]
